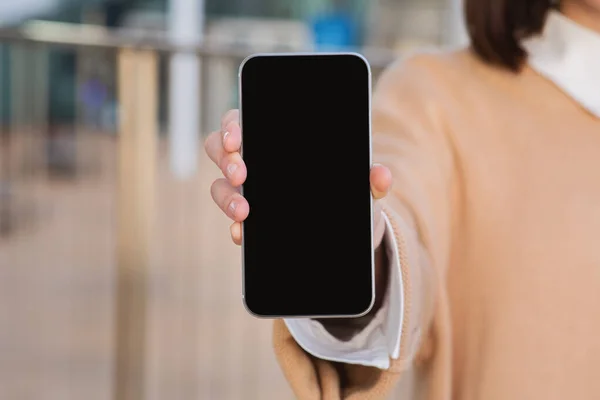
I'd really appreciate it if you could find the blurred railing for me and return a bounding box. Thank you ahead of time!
[0,21,401,400]
[0,20,399,65]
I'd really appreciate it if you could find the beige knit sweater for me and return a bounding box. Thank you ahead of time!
[271,49,600,399]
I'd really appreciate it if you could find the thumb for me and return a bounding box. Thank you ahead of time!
[370,164,391,248]
[370,163,392,200]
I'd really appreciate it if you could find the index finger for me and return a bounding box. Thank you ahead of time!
[221,109,242,153]
[221,109,239,132]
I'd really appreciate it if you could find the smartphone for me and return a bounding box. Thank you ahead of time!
[239,53,374,318]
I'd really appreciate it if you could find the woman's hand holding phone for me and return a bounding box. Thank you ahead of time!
[204,109,393,250]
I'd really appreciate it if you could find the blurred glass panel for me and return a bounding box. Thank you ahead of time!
[0,39,294,400]
[0,40,116,399]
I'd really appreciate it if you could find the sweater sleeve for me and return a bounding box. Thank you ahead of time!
[272,55,458,400]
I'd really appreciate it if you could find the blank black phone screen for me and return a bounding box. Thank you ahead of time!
[240,53,374,318]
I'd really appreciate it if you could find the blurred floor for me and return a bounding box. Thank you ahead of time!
[0,132,293,400]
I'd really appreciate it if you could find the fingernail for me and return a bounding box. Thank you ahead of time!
[229,200,237,215]
[227,163,238,178]
[223,130,230,143]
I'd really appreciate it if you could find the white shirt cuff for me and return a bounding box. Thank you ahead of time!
[283,212,403,370]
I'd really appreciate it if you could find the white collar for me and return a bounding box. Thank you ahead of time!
[522,10,600,118]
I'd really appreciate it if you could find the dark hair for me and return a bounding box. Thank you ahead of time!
[465,0,557,72]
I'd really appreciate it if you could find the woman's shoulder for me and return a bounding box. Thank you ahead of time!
[378,48,487,94]
[375,47,515,112]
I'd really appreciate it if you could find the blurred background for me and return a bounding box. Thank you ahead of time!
[0,0,467,399]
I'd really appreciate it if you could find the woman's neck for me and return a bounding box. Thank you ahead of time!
[561,1,600,33]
